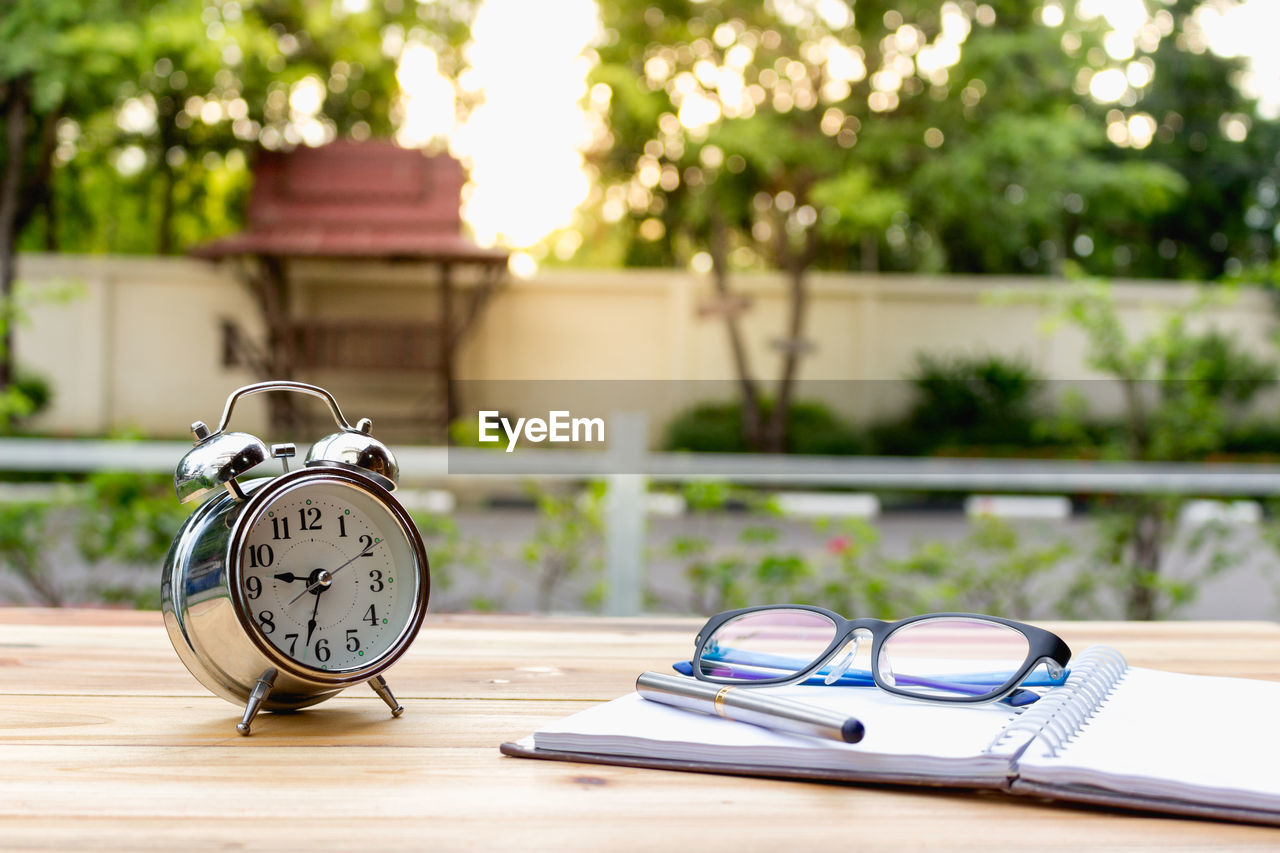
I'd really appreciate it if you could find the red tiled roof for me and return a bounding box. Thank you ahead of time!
[190,140,507,264]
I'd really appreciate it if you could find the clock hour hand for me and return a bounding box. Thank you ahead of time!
[273,572,306,583]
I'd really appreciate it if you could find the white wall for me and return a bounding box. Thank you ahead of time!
[14,253,1277,439]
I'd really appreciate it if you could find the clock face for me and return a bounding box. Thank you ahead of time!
[237,477,422,674]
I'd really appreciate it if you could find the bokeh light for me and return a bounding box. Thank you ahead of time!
[381,0,1280,253]
[437,0,600,255]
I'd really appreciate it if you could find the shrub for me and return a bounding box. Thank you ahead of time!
[0,371,53,433]
[664,400,864,455]
[872,352,1046,455]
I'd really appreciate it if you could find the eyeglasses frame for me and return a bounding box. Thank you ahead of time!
[691,604,1072,705]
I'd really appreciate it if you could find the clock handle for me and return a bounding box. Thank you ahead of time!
[211,381,359,437]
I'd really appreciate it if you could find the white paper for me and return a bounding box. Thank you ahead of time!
[1017,667,1280,811]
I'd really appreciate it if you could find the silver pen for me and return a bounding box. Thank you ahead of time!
[636,671,866,744]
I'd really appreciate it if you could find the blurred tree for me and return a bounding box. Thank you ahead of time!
[1043,281,1275,618]
[0,0,473,398]
[1,0,479,409]
[13,0,478,257]
[0,0,138,388]
[1099,0,1280,280]
[589,0,1195,450]
[891,2,1188,275]
[592,1,908,450]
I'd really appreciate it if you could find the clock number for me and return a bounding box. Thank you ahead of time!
[284,633,299,656]
[271,517,290,540]
[258,610,276,635]
[315,638,331,662]
[359,534,375,556]
[369,570,384,592]
[345,629,361,652]
[338,515,348,538]
[246,576,262,600]
[364,604,378,626]
[247,543,274,569]
[299,506,323,531]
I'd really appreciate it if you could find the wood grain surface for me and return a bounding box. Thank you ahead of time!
[2,608,1278,851]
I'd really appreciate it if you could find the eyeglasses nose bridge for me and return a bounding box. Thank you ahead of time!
[821,628,870,685]
[1041,656,1065,680]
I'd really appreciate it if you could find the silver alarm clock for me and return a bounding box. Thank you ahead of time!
[161,381,430,735]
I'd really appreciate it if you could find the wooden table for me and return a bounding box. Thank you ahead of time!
[3,609,1279,851]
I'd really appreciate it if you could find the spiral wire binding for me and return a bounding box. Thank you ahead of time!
[985,646,1129,758]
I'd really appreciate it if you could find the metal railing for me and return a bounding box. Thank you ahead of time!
[6,419,1280,616]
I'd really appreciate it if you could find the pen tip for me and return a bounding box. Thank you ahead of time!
[842,719,866,744]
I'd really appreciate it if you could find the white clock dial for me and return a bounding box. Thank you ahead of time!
[239,479,419,673]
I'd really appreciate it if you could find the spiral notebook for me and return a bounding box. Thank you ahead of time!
[501,648,1280,826]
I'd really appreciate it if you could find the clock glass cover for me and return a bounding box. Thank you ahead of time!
[238,478,420,673]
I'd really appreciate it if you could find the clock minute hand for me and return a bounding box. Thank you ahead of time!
[325,541,381,581]
[286,540,383,606]
[305,590,322,646]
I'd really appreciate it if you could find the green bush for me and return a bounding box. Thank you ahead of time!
[0,371,53,433]
[1220,419,1280,457]
[872,352,1047,455]
[664,400,864,455]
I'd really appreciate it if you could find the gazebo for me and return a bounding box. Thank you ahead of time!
[191,140,508,438]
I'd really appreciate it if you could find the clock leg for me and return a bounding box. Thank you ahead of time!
[236,668,278,736]
[369,675,404,717]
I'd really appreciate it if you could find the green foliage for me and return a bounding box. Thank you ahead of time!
[1253,502,1280,620]
[1111,9,1280,280]
[12,373,51,415]
[663,480,775,613]
[6,0,478,255]
[1040,281,1276,618]
[447,416,485,449]
[408,508,486,598]
[520,481,604,611]
[909,517,1074,617]
[660,492,1078,619]
[0,281,75,432]
[811,516,1075,619]
[1046,281,1275,462]
[74,471,191,564]
[810,517,892,616]
[0,377,48,433]
[1054,496,1240,620]
[587,0,1265,278]
[0,499,59,605]
[0,470,190,606]
[588,0,937,271]
[664,400,863,454]
[1219,420,1280,459]
[909,112,1185,274]
[873,352,1046,455]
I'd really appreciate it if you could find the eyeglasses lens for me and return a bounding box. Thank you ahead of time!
[697,609,837,682]
[878,617,1031,701]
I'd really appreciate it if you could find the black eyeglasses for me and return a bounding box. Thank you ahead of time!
[685,605,1072,706]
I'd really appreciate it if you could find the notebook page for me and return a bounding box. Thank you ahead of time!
[534,685,1019,779]
[1016,668,1280,812]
